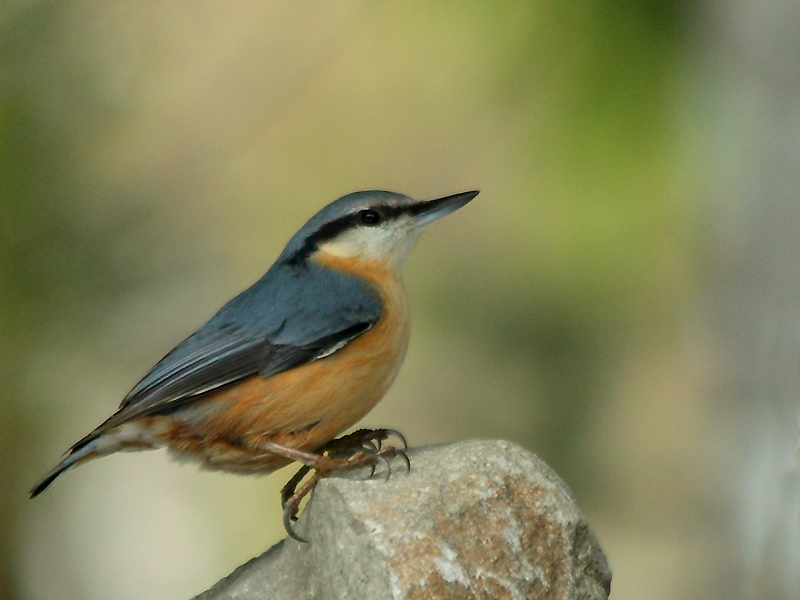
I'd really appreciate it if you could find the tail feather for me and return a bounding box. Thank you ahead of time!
[29,440,98,498]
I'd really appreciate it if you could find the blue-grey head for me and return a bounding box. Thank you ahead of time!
[279,190,479,269]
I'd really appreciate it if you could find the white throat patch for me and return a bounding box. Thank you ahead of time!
[317,218,420,269]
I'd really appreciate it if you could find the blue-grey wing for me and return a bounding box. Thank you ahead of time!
[76,264,382,444]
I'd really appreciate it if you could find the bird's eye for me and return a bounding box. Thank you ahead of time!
[359,209,382,225]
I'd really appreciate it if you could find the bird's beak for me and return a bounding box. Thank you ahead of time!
[411,190,479,227]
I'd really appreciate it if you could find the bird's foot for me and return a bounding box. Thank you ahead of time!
[273,428,410,543]
[319,428,409,464]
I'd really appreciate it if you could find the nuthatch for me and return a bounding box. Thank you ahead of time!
[30,189,478,540]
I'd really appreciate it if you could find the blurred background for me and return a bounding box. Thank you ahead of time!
[2,1,798,599]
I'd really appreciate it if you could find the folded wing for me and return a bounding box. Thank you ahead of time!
[73,263,382,448]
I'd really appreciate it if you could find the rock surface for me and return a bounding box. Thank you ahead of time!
[193,440,611,600]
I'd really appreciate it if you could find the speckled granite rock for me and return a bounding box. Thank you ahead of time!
[193,440,611,600]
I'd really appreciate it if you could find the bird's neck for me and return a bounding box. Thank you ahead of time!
[311,249,403,287]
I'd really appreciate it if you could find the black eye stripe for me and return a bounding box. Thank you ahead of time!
[285,203,418,265]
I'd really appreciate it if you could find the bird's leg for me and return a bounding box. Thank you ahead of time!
[275,428,410,542]
[280,464,311,510]
[257,440,337,470]
[282,470,322,543]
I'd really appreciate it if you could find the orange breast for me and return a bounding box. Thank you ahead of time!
[148,253,410,473]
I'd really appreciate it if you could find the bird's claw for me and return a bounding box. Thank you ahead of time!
[276,427,410,542]
[281,469,321,543]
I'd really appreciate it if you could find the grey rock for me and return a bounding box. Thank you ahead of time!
[194,440,611,600]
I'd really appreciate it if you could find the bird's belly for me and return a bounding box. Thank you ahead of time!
[144,299,410,473]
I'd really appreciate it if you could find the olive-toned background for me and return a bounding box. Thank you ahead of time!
[2,2,798,599]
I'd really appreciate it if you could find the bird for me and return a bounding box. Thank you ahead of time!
[30,189,478,540]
